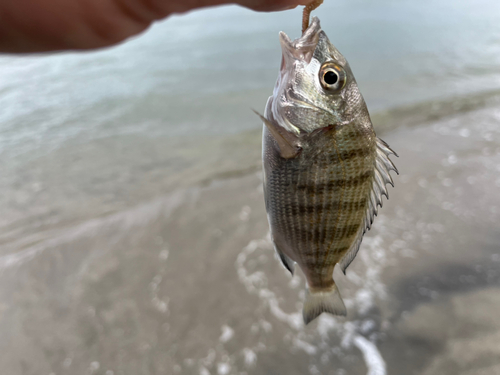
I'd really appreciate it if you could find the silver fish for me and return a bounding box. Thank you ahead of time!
[258,17,398,324]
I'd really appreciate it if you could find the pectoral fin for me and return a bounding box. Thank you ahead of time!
[253,110,301,159]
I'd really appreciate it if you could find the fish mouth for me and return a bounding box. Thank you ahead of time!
[278,17,336,117]
[279,16,321,66]
[273,17,338,129]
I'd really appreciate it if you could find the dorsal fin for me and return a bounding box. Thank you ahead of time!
[339,137,398,274]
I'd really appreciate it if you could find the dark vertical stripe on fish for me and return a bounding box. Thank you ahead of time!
[295,170,372,192]
[334,147,373,162]
[295,199,368,214]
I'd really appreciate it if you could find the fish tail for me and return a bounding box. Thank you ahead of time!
[302,284,346,325]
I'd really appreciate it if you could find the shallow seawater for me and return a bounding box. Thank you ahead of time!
[1,102,500,374]
[1,0,500,240]
[0,0,500,374]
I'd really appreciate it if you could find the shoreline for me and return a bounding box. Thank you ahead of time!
[3,88,500,256]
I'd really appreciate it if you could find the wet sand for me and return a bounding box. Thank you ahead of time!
[1,97,500,375]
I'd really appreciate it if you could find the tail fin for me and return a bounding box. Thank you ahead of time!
[302,284,347,325]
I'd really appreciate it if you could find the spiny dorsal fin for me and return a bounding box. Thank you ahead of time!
[339,137,398,274]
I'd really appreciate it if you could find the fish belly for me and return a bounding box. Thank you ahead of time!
[264,123,376,290]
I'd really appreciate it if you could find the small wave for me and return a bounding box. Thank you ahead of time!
[235,218,393,375]
[372,88,500,134]
[0,190,187,270]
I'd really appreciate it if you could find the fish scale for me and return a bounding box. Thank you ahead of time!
[260,17,398,324]
[267,128,373,263]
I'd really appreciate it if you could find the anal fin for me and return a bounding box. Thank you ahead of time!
[276,247,295,275]
[339,225,365,275]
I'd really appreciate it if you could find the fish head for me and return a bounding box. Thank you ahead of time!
[271,17,365,134]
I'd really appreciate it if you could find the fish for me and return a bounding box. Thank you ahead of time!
[257,16,398,325]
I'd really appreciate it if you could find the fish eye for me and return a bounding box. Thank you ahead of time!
[324,71,338,85]
[319,63,346,92]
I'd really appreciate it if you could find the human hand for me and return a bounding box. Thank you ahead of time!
[0,0,311,53]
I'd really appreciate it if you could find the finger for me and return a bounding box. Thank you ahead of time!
[235,0,312,12]
[0,0,314,53]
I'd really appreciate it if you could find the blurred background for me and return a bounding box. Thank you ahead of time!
[1,0,500,374]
